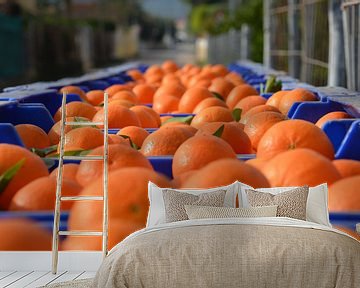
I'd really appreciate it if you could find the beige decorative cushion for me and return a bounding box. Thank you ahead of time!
[245,186,309,220]
[162,189,226,223]
[184,205,278,220]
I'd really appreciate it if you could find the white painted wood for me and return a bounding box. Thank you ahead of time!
[47,271,85,285]
[0,271,16,281]
[24,271,67,288]
[6,271,48,288]
[76,271,96,280]
[0,271,33,287]
[0,252,102,271]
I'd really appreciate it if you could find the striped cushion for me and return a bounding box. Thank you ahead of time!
[184,205,278,220]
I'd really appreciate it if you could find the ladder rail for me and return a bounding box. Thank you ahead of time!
[51,91,109,274]
[52,92,67,274]
[102,92,109,259]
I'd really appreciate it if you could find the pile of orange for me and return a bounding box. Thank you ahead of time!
[1,60,359,251]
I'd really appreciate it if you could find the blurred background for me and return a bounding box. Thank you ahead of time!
[0,0,359,91]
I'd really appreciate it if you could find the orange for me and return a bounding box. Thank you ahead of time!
[0,144,49,209]
[108,134,130,145]
[192,97,228,114]
[278,88,317,115]
[210,64,229,77]
[334,225,360,241]
[196,122,252,154]
[265,90,288,109]
[130,105,160,128]
[15,124,51,149]
[226,84,259,109]
[62,219,143,251]
[244,112,287,151]
[329,176,360,211]
[246,157,268,173]
[117,126,149,148]
[138,105,161,127]
[234,95,267,114]
[208,77,235,99]
[172,134,237,178]
[191,106,234,129]
[86,90,104,106]
[9,176,82,211]
[144,64,164,78]
[104,84,131,97]
[93,103,140,129]
[241,104,281,124]
[257,119,335,159]
[153,95,179,113]
[181,158,269,189]
[126,69,144,81]
[62,127,104,152]
[333,159,360,179]
[262,148,341,187]
[53,101,97,122]
[153,83,185,101]
[50,163,80,183]
[59,86,87,102]
[178,87,213,113]
[106,99,134,108]
[315,111,353,128]
[161,74,181,86]
[0,218,52,250]
[140,126,193,156]
[69,167,171,229]
[225,72,245,86]
[76,144,152,187]
[110,90,138,104]
[161,60,179,73]
[132,83,156,104]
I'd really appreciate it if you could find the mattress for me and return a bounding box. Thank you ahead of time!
[93,217,360,288]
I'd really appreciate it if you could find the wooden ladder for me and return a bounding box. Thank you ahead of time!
[51,91,109,274]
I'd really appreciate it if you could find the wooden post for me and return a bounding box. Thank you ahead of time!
[263,0,272,68]
[328,0,346,86]
[288,0,301,79]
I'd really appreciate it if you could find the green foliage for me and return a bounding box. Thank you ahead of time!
[188,0,263,62]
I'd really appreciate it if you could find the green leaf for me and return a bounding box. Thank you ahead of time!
[118,135,140,150]
[72,117,98,129]
[48,149,91,158]
[212,124,225,138]
[264,75,282,93]
[232,108,242,122]
[162,115,194,126]
[211,91,224,101]
[31,145,58,157]
[0,159,25,195]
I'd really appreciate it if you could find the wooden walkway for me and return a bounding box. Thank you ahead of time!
[0,251,102,287]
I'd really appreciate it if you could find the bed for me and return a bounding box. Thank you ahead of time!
[92,182,360,288]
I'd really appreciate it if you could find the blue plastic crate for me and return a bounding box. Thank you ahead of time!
[0,101,54,132]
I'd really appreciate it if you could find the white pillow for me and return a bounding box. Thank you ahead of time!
[146,181,238,228]
[237,182,331,227]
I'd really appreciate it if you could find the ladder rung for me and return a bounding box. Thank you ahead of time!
[58,231,103,236]
[62,155,104,161]
[60,196,104,201]
[65,121,103,126]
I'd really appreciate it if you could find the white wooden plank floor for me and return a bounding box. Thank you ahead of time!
[0,270,96,287]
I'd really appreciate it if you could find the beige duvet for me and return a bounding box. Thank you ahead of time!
[92,218,360,288]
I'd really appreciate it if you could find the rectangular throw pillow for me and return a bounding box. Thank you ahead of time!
[146,181,238,228]
[245,186,309,220]
[237,182,331,227]
[162,189,226,223]
[184,205,278,220]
